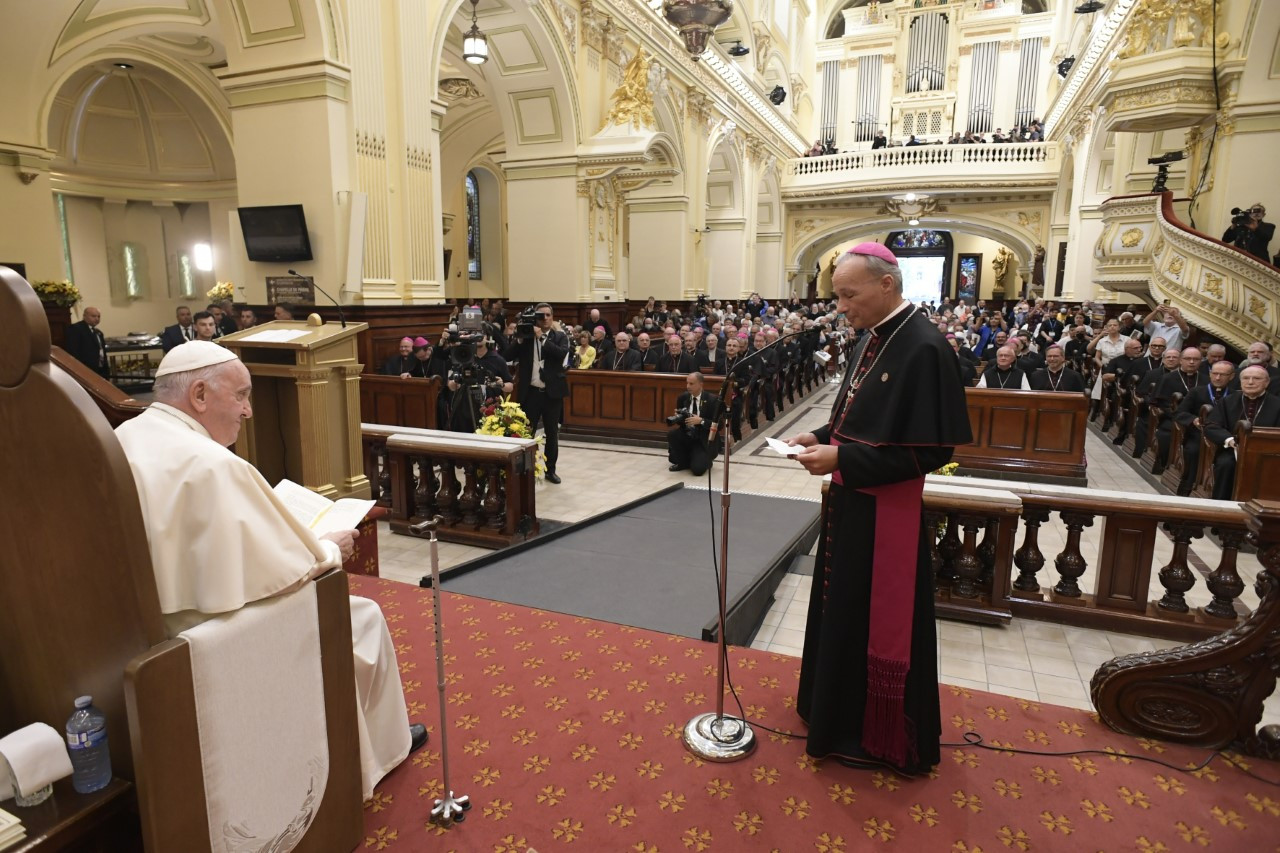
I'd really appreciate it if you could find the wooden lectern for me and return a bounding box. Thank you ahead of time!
[219,319,371,499]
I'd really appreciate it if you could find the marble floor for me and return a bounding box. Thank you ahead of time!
[372,381,1280,730]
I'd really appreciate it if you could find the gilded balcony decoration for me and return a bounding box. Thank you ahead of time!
[602,51,657,131]
[1101,0,1223,133]
[1095,193,1280,352]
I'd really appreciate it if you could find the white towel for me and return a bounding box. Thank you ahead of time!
[0,722,73,799]
[181,584,328,853]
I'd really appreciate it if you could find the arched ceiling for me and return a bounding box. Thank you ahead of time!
[47,61,235,182]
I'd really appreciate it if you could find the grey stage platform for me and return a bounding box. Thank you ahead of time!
[436,485,821,645]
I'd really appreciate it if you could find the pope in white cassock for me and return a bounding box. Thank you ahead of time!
[114,341,424,800]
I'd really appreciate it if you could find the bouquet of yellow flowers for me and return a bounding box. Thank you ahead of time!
[30,279,81,307]
[207,281,235,302]
[476,399,547,480]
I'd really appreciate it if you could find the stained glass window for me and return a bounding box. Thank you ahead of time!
[890,229,947,249]
[466,171,481,280]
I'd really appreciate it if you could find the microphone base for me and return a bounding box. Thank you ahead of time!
[682,712,757,762]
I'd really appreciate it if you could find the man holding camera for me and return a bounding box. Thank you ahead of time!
[667,372,720,476]
[1223,203,1273,264]
[446,330,513,432]
[504,303,568,484]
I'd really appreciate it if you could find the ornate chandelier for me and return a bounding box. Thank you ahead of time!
[661,0,734,60]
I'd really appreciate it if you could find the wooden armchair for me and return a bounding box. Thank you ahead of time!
[0,268,362,852]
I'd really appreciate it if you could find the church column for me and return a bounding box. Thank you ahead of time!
[684,93,716,299]
[216,63,355,305]
[396,0,444,301]
[292,367,335,498]
[1060,110,1101,302]
[503,159,585,302]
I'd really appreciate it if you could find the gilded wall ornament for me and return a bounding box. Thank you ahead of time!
[1168,255,1185,278]
[1120,228,1144,248]
[602,51,657,130]
[1202,273,1223,299]
[1248,294,1267,321]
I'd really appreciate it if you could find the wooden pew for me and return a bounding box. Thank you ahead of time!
[364,425,540,548]
[1223,423,1280,501]
[562,370,692,441]
[958,388,1089,482]
[359,374,441,430]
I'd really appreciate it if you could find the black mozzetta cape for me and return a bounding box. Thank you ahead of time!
[816,306,974,451]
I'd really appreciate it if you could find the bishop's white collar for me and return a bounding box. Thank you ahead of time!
[873,299,912,333]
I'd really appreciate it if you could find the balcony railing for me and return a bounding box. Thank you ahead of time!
[786,141,1055,178]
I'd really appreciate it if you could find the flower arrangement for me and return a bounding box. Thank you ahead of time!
[207,281,235,302]
[933,462,959,477]
[476,400,547,480]
[30,279,81,307]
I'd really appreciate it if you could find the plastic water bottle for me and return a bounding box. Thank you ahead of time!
[66,696,111,793]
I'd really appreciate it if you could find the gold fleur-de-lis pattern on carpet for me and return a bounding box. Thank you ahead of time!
[352,576,1279,851]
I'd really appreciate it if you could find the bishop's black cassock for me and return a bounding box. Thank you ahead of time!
[798,302,972,773]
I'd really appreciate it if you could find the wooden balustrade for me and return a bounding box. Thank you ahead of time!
[361,424,539,548]
[921,474,1251,642]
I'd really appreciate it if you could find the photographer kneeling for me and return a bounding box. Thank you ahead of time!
[667,372,721,476]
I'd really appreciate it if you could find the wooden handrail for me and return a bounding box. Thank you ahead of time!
[49,346,149,427]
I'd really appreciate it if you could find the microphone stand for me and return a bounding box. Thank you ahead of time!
[682,328,817,762]
[412,517,471,826]
[287,268,347,327]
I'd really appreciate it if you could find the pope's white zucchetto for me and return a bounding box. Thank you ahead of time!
[154,340,239,378]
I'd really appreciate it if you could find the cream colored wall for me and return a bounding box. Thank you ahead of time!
[0,171,64,285]
[64,196,215,337]
[628,201,689,299]
[949,233,1017,300]
[504,172,581,302]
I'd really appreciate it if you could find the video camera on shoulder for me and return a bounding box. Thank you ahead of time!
[515,305,548,339]
[1230,205,1262,228]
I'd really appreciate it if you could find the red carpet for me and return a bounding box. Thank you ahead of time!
[350,575,1280,852]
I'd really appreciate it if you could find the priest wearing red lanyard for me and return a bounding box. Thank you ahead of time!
[786,243,972,775]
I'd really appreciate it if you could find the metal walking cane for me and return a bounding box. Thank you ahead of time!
[412,516,470,826]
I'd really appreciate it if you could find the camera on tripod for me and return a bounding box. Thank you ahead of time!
[447,307,486,371]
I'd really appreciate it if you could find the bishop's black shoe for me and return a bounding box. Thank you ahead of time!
[410,723,429,753]
[545,472,562,484]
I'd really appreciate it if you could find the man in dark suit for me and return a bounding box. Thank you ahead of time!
[160,305,195,352]
[1204,365,1280,499]
[382,337,416,377]
[1029,345,1085,392]
[599,332,641,371]
[667,372,720,476]
[657,334,695,374]
[871,130,887,150]
[503,302,569,484]
[65,305,109,378]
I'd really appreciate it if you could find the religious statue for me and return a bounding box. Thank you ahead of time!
[603,51,656,130]
[991,247,1013,284]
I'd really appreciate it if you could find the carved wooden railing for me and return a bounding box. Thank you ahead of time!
[925,474,1251,642]
[1092,500,1280,759]
[362,424,539,548]
[1095,192,1280,352]
[49,346,148,427]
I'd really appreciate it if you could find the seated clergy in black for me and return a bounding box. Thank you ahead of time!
[695,334,726,374]
[657,334,696,374]
[1100,337,1144,430]
[381,336,417,377]
[1171,360,1235,496]
[946,335,977,385]
[667,372,720,475]
[634,332,662,369]
[1012,336,1044,374]
[600,332,642,371]
[976,346,1030,390]
[1029,345,1085,392]
[1154,347,1204,471]
[1132,349,1181,458]
[65,305,109,378]
[1205,365,1280,500]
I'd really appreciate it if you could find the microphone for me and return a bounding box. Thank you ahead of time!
[287,269,346,328]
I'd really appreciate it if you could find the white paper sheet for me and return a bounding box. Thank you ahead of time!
[240,329,310,343]
[765,437,802,457]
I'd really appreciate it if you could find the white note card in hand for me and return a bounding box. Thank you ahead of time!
[765,437,802,457]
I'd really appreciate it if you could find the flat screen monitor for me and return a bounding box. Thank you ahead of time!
[237,204,313,263]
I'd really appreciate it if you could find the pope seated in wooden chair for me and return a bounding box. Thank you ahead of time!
[114,342,428,801]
